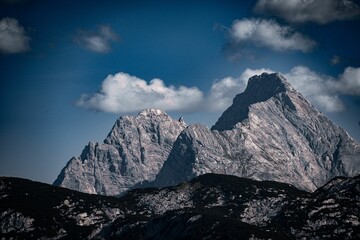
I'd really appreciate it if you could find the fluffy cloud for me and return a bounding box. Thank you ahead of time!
[76,72,203,113]
[337,67,360,95]
[286,66,360,97]
[283,66,345,112]
[77,67,360,114]
[74,25,120,53]
[0,17,30,54]
[230,18,316,52]
[254,0,360,24]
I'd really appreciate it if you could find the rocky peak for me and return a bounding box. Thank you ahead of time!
[153,72,360,192]
[104,108,186,146]
[55,73,359,195]
[138,108,166,117]
[212,72,298,131]
[135,108,186,127]
[245,73,293,99]
[54,109,187,195]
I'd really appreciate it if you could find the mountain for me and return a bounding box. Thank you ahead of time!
[152,73,360,191]
[1,174,360,239]
[54,72,359,195]
[54,109,186,195]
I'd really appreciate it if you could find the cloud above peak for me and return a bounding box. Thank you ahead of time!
[0,17,30,54]
[74,25,120,53]
[76,72,203,113]
[76,66,360,114]
[230,18,316,53]
[254,0,360,24]
[283,66,345,112]
[337,67,360,95]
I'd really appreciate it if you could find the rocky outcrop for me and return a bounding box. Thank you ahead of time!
[153,73,360,191]
[54,109,186,195]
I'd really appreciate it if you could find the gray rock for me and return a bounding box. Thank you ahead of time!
[153,73,360,191]
[54,109,186,195]
[55,72,359,194]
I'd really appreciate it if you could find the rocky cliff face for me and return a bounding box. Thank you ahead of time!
[153,73,360,191]
[55,72,359,194]
[54,109,186,195]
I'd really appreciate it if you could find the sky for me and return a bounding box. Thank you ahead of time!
[0,0,359,184]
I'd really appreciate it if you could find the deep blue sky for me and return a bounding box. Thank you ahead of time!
[1,0,359,183]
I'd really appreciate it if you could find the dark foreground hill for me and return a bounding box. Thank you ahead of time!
[1,173,360,239]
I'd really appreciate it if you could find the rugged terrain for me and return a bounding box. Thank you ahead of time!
[43,72,360,239]
[55,73,360,195]
[1,174,360,239]
[153,73,360,191]
[54,109,186,195]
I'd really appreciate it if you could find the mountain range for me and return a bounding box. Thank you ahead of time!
[1,72,359,239]
[55,73,360,194]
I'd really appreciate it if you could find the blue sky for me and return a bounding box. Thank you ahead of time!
[1,0,359,183]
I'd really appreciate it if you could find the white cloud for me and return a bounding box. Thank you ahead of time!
[205,77,241,111]
[77,67,360,114]
[254,0,360,24]
[230,18,316,52]
[283,66,346,112]
[76,72,203,113]
[337,67,360,95]
[0,17,30,54]
[285,66,360,97]
[74,25,119,53]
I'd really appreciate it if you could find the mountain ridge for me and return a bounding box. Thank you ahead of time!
[212,72,296,131]
[152,73,360,191]
[55,72,360,194]
[54,108,187,195]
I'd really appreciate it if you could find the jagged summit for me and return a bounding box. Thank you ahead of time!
[245,72,294,97]
[113,108,180,123]
[212,72,298,131]
[138,108,166,117]
[134,108,187,126]
[112,109,179,129]
[55,73,360,195]
[54,109,186,195]
[153,73,360,191]
[104,109,186,146]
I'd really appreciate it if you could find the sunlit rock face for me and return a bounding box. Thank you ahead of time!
[54,109,187,195]
[153,73,360,191]
[55,72,359,195]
